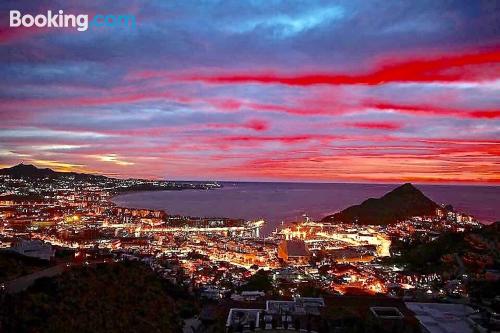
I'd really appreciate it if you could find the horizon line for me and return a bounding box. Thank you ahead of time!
[2,162,498,187]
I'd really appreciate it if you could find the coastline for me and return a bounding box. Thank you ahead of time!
[109,183,499,229]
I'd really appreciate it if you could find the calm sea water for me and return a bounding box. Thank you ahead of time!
[111,182,499,235]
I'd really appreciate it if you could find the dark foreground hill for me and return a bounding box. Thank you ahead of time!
[0,261,196,333]
[0,251,52,283]
[322,183,439,225]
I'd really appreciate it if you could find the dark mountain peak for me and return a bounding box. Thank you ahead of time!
[322,183,439,225]
[11,163,36,170]
[383,183,426,199]
[0,163,109,181]
[13,163,51,171]
[387,183,418,194]
[396,182,416,191]
[1,163,55,178]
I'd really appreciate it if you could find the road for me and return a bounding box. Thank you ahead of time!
[3,264,65,293]
[2,259,110,294]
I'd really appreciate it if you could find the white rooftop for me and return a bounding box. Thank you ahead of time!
[405,302,481,333]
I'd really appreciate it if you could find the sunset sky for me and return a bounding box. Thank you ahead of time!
[0,1,499,183]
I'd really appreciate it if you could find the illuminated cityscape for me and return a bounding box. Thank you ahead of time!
[1,164,498,332]
[1,1,499,332]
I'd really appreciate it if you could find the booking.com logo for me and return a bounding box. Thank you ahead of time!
[9,10,136,32]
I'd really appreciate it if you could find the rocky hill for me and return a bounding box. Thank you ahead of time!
[322,183,439,225]
[0,163,109,181]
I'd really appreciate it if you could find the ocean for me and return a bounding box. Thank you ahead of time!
[111,182,499,235]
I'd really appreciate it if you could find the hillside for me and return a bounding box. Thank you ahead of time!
[0,163,109,181]
[387,221,499,274]
[0,163,220,191]
[322,183,439,225]
[0,261,196,332]
[0,251,52,282]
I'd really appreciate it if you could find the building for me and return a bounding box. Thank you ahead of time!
[201,287,224,300]
[369,306,405,332]
[231,291,265,301]
[277,239,310,265]
[226,297,324,332]
[226,308,261,332]
[406,302,488,333]
[10,239,55,260]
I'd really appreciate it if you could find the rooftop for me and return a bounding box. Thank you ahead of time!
[405,302,480,333]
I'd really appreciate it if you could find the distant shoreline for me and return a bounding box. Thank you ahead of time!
[167,180,500,188]
[110,183,499,233]
[108,186,221,209]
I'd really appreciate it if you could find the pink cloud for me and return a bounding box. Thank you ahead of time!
[181,49,500,86]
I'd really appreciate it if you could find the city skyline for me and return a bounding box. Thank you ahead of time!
[1,1,499,184]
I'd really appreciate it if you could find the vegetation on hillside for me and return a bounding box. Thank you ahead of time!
[0,251,51,282]
[386,222,499,275]
[0,261,197,333]
[238,269,274,293]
